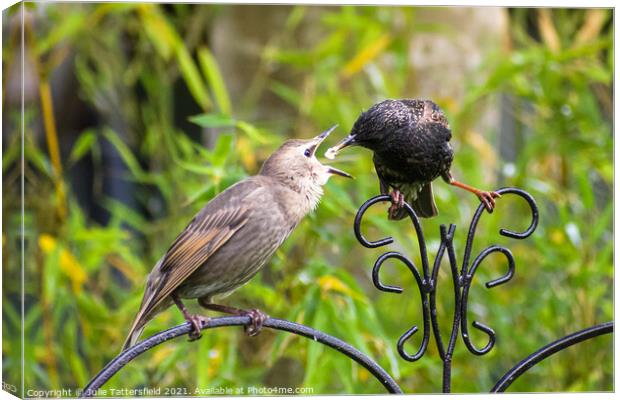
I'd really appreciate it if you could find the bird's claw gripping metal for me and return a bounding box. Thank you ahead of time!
[243,309,269,337]
[187,315,209,341]
[388,190,405,219]
[478,190,501,212]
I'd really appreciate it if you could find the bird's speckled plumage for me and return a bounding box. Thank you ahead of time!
[350,99,454,219]
[122,129,349,350]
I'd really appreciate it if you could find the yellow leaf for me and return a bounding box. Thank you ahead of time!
[38,234,56,252]
[317,275,364,302]
[39,234,87,294]
[341,34,392,79]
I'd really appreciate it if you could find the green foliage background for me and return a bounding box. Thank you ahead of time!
[2,4,613,395]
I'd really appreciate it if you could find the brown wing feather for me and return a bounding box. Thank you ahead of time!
[144,206,249,316]
[122,206,249,350]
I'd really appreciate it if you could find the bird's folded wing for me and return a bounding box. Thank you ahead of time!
[142,206,250,317]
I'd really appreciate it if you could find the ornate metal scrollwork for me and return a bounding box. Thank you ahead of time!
[354,187,539,391]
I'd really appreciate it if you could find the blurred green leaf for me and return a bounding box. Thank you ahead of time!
[198,47,232,114]
[69,129,98,164]
[212,133,234,167]
[269,80,301,108]
[35,12,84,55]
[101,128,145,179]
[176,46,212,111]
[189,113,236,128]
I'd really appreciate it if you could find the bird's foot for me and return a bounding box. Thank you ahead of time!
[187,315,209,341]
[197,300,268,337]
[388,190,405,218]
[172,294,208,342]
[477,190,501,212]
[447,178,501,213]
[242,308,269,337]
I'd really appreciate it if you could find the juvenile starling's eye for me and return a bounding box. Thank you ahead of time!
[304,149,312,157]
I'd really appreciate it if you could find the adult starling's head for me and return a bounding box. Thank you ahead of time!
[260,125,352,201]
[324,100,400,158]
[324,99,449,159]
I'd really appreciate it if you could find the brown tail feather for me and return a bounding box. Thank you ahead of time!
[121,263,166,352]
[121,323,146,352]
[121,301,157,352]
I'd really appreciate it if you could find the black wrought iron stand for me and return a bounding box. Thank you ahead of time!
[81,187,612,396]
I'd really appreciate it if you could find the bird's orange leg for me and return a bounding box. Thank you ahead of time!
[172,294,208,341]
[447,178,500,212]
[198,298,268,337]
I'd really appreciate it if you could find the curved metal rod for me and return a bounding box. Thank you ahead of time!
[461,187,539,277]
[373,252,430,361]
[354,195,395,248]
[459,188,538,356]
[80,316,402,396]
[491,321,613,392]
[460,246,515,355]
[355,187,539,365]
[428,224,457,360]
[354,194,430,278]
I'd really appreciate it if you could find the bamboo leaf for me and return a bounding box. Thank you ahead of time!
[176,46,212,110]
[341,33,391,78]
[236,121,271,144]
[35,12,85,55]
[269,80,301,107]
[189,113,236,128]
[212,133,234,167]
[101,128,145,179]
[138,4,211,110]
[137,4,175,60]
[24,142,53,176]
[69,129,98,164]
[198,47,232,114]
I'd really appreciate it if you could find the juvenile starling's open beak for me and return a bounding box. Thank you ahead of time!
[307,124,338,156]
[326,166,353,178]
[311,125,353,179]
[324,134,357,160]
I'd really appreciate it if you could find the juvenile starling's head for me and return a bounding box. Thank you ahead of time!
[260,126,352,206]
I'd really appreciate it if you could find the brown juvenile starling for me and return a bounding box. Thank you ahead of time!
[325,99,499,219]
[122,126,351,351]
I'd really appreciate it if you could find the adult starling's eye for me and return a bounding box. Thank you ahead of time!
[304,149,312,157]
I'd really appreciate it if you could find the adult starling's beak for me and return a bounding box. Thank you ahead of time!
[324,134,357,160]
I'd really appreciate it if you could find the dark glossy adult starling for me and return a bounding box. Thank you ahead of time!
[326,99,499,219]
[122,126,351,351]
